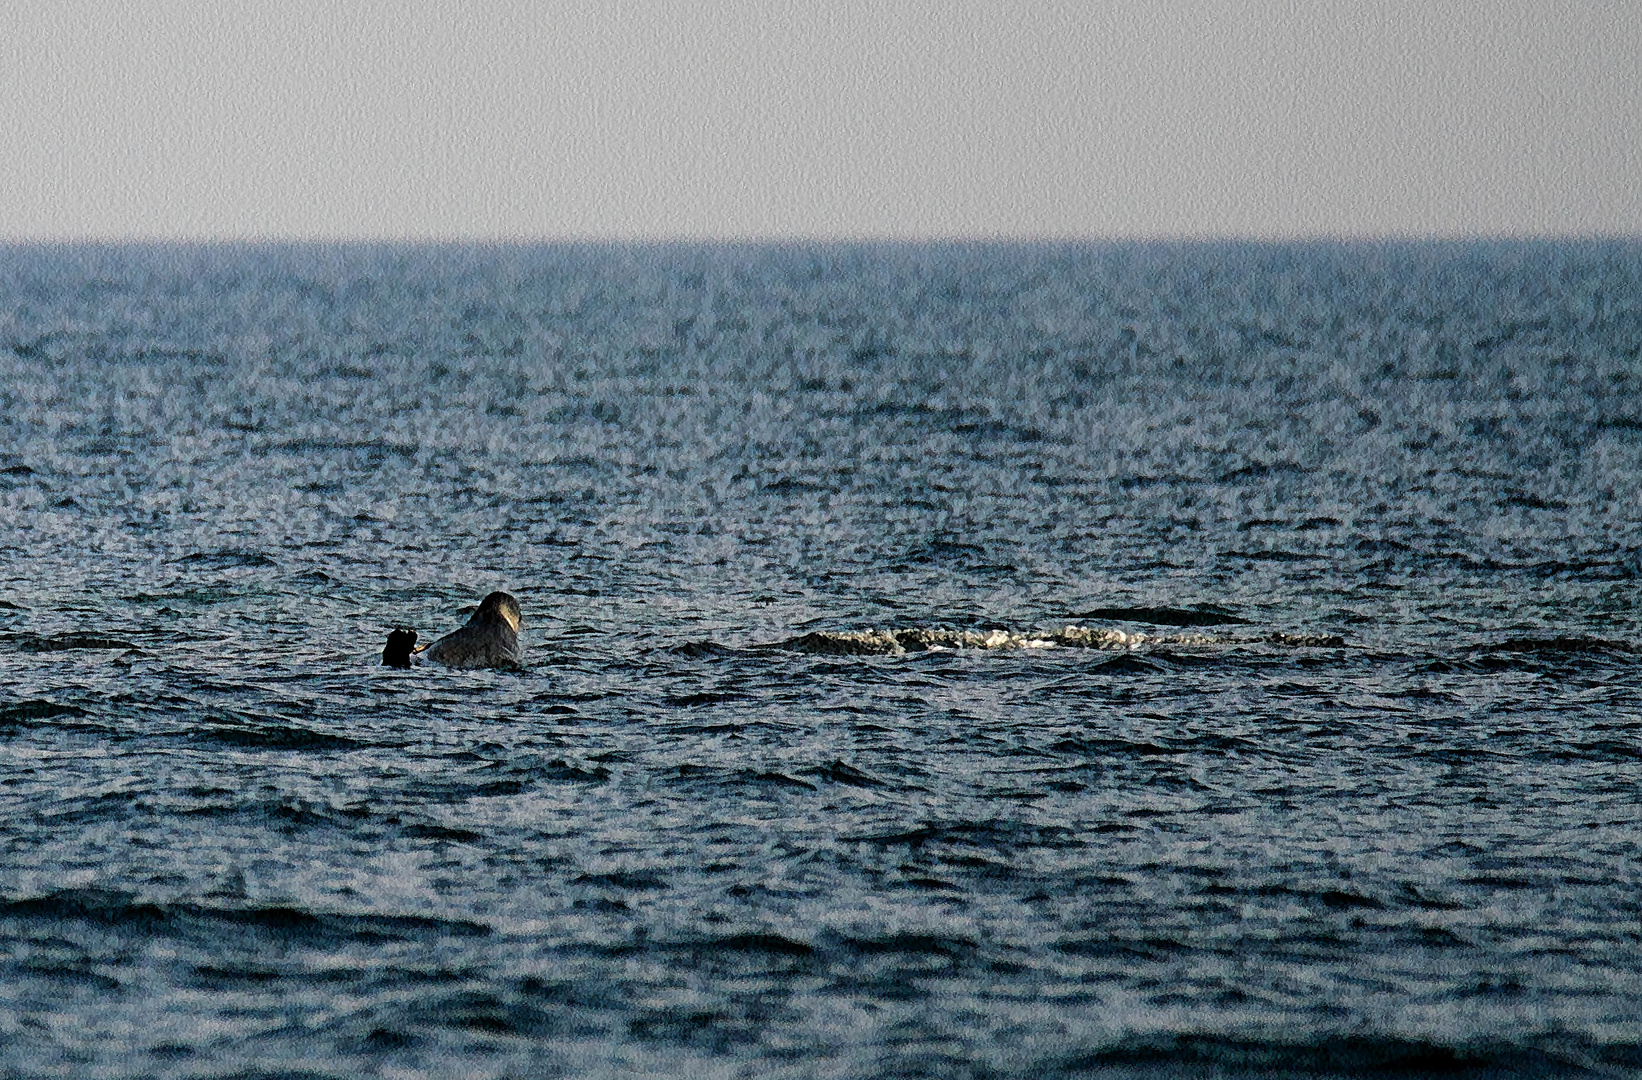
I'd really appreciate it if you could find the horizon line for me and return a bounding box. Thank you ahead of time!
[2,229,1640,248]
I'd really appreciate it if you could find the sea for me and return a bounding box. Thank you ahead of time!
[0,241,1638,1079]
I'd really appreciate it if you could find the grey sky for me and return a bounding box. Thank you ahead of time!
[2,1,1638,240]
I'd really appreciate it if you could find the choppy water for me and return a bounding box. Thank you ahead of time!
[1,241,1639,1079]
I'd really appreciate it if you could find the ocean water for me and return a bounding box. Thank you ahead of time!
[0,241,1638,1079]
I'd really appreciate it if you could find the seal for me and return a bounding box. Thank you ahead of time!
[397,591,524,669]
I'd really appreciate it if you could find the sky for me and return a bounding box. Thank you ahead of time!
[1,1,1638,241]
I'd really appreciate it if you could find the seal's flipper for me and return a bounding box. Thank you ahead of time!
[382,628,419,668]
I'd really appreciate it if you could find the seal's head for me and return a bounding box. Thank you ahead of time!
[474,591,522,633]
[382,627,419,668]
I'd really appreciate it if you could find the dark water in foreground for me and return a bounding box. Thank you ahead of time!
[1,242,1639,1078]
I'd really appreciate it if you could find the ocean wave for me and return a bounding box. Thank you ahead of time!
[766,626,1344,655]
[0,699,85,724]
[185,719,374,752]
[1049,1032,1627,1078]
[0,888,490,946]
[0,632,141,653]
[1073,604,1250,626]
[1479,635,1636,655]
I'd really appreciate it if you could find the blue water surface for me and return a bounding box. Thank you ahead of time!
[0,241,1639,1078]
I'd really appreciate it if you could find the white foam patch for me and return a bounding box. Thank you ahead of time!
[773,625,1342,655]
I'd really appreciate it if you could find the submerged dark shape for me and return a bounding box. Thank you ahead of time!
[1074,605,1250,627]
[417,591,525,669]
[381,628,418,668]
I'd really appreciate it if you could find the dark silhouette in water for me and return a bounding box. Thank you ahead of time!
[381,628,419,668]
[382,591,524,669]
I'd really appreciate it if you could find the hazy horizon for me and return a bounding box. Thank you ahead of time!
[5,233,1642,248]
[4,2,1639,243]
